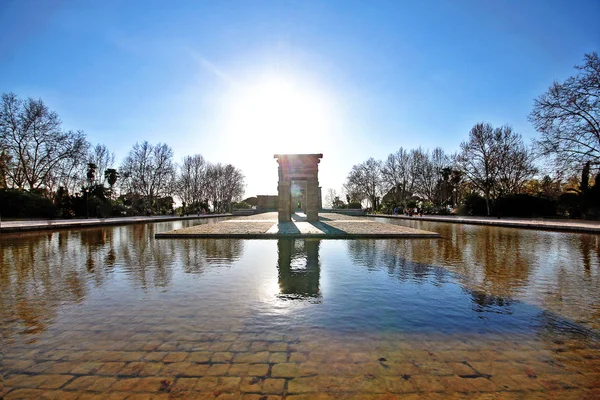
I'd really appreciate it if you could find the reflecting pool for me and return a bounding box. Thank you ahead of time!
[1,218,599,398]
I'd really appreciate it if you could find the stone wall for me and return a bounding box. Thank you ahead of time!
[257,195,278,211]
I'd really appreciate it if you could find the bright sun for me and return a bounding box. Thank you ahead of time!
[225,77,333,153]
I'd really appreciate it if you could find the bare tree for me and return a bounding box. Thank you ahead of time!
[88,144,115,186]
[495,126,538,196]
[176,154,207,207]
[455,123,499,215]
[0,93,88,190]
[530,52,600,171]
[456,123,536,215]
[413,147,448,203]
[324,188,338,208]
[345,157,382,210]
[120,141,176,211]
[204,162,245,213]
[380,147,415,208]
[220,163,245,211]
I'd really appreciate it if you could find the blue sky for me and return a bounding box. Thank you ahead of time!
[1,0,598,197]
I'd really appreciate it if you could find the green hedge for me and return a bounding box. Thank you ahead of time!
[0,189,57,218]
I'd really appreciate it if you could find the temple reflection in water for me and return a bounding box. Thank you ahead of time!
[277,239,321,300]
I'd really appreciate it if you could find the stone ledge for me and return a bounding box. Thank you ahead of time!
[155,212,440,239]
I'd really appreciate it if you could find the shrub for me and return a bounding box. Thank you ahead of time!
[0,189,57,218]
[496,194,556,217]
[459,194,487,216]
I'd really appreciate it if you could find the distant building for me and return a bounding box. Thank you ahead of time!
[257,195,278,211]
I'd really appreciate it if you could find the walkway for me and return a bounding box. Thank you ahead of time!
[383,214,600,234]
[155,212,440,239]
[0,214,231,234]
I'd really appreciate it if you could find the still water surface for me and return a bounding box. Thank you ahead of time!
[2,217,599,337]
[1,217,599,397]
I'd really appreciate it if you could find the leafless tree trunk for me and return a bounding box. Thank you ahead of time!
[89,144,115,186]
[120,141,176,211]
[456,122,536,215]
[0,93,88,191]
[176,154,207,207]
[345,157,382,210]
[530,52,600,172]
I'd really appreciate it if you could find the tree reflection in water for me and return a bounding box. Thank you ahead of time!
[0,222,245,339]
[277,239,321,301]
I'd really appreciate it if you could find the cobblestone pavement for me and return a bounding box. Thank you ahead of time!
[3,327,600,399]
[157,213,440,239]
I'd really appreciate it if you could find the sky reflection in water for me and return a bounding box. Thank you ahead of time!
[1,218,599,344]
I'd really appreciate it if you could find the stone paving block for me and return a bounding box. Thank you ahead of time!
[70,361,104,374]
[193,376,219,391]
[227,363,250,376]
[4,374,49,388]
[210,342,232,352]
[285,395,337,400]
[214,376,241,393]
[117,352,146,362]
[99,351,124,361]
[287,376,320,393]
[109,378,141,391]
[132,376,171,392]
[64,376,113,391]
[229,341,251,352]
[262,378,286,394]
[448,362,478,376]
[383,376,418,393]
[163,352,189,363]
[144,352,169,362]
[4,389,47,399]
[37,374,75,389]
[212,352,234,363]
[269,352,288,363]
[490,374,545,391]
[40,390,82,399]
[188,352,213,363]
[242,395,282,400]
[250,341,269,352]
[289,352,307,363]
[267,342,288,352]
[206,364,231,376]
[297,361,319,377]
[439,375,498,392]
[97,362,127,375]
[170,377,199,392]
[384,362,423,376]
[353,376,389,393]
[182,363,211,377]
[239,376,263,392]
[234,352,270,364]
[247,364,270,377]
[271,362,299,378]
[214,394,237,400]
[3,359,35,372]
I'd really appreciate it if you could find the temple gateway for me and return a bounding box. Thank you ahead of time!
[274,154,322,222]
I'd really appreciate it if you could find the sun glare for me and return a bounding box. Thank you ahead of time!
[225,77,333,153]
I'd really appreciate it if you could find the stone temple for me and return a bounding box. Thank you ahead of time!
[274,154,322,222]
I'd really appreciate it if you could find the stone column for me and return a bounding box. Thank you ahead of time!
[278,180,291,222]
[305,178,319,222]
[318,187,322,210]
